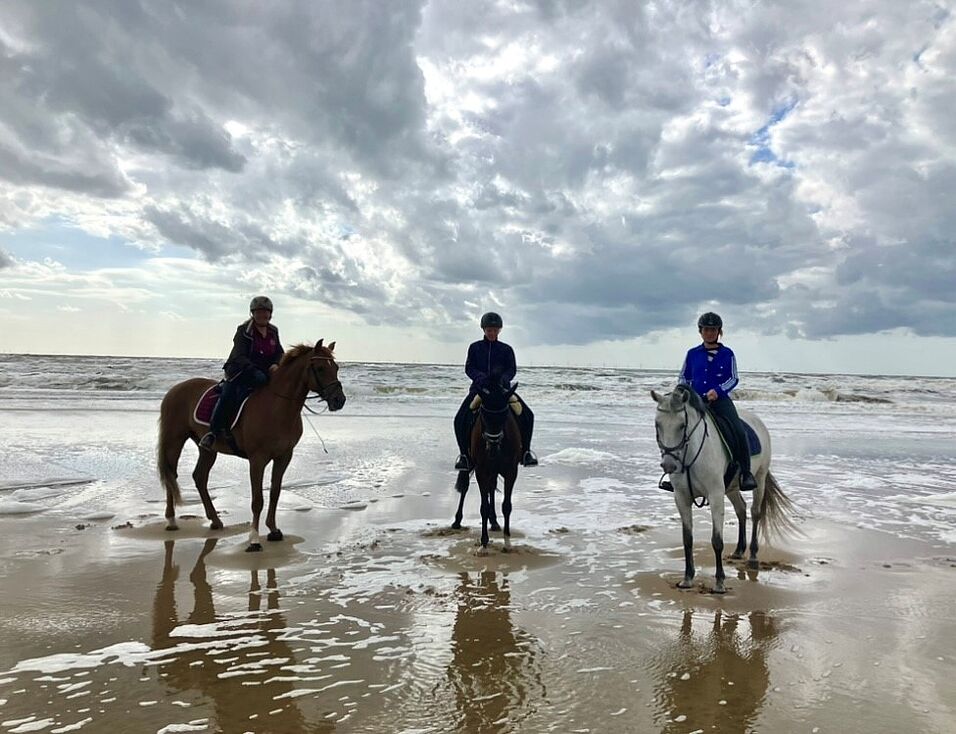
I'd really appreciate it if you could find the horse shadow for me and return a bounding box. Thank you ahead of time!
[444,570,546,733]
[151,539,329,733]
[651,608,781,733]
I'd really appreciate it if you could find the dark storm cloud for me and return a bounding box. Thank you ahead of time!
[3,0,955,344]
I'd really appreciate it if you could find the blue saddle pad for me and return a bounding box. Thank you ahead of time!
[742,420,761,456]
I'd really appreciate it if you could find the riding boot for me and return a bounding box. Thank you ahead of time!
[517,398,537,466]
[453,394,473,471]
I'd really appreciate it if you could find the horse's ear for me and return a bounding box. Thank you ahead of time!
[651,390,663,403]
[328,341,335,352]
[316,338,324,348]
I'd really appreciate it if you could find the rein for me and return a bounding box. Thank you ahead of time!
[656,403,710,507]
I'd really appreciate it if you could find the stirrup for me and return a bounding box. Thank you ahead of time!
[521,450,538,467]
[740,472,757,491]
[454,454,472,471]
[660,478,674,492]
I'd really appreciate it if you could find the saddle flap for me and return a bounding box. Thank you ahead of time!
[192,384,251,430]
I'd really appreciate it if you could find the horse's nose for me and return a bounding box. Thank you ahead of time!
[331,394,346,411]
[660,456,678,474]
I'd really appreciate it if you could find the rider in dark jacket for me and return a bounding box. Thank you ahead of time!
[678,311,756,491]
[454,312,537,470]
[199,296,284,450]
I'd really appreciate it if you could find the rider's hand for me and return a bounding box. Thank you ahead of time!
[269,364,279,374]
[706,389,718,402]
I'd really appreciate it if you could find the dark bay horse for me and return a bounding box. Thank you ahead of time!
[452,382,522,548]
[157,340,346,551]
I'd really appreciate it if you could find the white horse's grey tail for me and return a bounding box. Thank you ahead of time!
[758,472,798,541]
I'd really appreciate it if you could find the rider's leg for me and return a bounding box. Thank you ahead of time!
[516,397,537,466]
[453,394,474,470]
[710,396,755,490]
[200,379,238,450]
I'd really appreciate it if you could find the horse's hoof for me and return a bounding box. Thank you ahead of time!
[209,520,224,531]
[712,584,727,595]
[165,524,178,532]
[451,521,462,530]
[267,530,283,542]
[730,551,744,560]
[748,559,760,570]
[246,543,263,553]
[475,547,489,557]
[489,522,501,532]
[677,579,694,590]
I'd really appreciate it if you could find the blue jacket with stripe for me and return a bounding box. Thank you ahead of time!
[678,343,739,399]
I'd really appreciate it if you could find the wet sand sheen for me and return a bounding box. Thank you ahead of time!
[0,503,954,733]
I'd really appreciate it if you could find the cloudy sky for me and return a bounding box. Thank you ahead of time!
[1,0,955,375]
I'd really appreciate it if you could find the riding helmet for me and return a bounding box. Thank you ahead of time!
[249,295,274,313]
[480,312,503,329]
[697,311,722,330]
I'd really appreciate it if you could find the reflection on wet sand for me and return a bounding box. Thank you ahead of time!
[652,609,780,733]
[152,539,327,733]
[445,570,545,733]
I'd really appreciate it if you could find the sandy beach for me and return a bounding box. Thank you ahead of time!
[1,360,955,733]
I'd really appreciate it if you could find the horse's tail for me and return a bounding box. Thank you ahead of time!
[157,393,184,509]
[758,471,798,541]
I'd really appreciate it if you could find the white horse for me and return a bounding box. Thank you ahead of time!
[651,386,795,593]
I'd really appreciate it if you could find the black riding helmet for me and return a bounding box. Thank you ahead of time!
[250,295,273,312]
[697,312,722,330]
[480,312,503,329]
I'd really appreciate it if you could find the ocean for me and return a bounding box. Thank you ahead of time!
[1,352,954,543]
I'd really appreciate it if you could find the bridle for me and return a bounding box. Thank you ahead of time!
[307,354,342,403]
[479,400,511,454]
[273,352,342,407]
[655,401,710,506]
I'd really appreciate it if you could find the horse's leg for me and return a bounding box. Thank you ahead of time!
[709,490,727,594]
[246,458,267,552]
[479,484,491,549]
[160,431,189,531]
[748,472,766,569]
[265,451,292,542]
[728,489,747,559]
[675,487,695,589]
[452,476,469,529]
[502,473,515,538]
[192,450,223,530]
[488,476,501,532]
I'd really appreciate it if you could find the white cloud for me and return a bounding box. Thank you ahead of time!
[0,0,954,371]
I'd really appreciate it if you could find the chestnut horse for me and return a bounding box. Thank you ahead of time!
[157,340,346,551]
[452,381,522,548]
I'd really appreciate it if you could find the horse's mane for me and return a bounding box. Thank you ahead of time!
[675,384,709,415]
[279,343,314,367]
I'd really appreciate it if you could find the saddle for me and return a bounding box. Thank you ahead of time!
[709,410,761,489]
[469,394,522,415]
[192,383,252,429]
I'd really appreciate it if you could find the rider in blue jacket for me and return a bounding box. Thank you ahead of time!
[454,312,537,470]
[678,312,757,491]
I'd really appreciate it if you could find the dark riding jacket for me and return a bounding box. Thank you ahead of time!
[679,343,739,399]
[465,338,516,392]
[223,320,284,380]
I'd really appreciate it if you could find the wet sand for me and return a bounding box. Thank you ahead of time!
[1,410,955,733]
